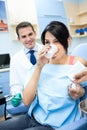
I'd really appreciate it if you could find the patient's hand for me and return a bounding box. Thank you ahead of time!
[37,44,50,68]
[68,83,85,100]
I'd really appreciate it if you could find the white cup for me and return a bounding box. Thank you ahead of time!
[45,44,58,59]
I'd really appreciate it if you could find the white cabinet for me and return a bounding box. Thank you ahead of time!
[7,0,37,24]
[6,0,40,40]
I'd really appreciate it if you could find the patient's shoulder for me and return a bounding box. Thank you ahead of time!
[74,56,87,67]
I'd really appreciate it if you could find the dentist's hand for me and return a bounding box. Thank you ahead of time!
[74,68,87,83]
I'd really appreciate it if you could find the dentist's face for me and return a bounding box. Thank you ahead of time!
[18,26,36,49]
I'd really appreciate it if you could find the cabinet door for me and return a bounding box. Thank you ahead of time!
[0,82,10,96]
[7,0,38,24]
[35,0,68,34]
[0,71,9,83]
[6,0,40,40]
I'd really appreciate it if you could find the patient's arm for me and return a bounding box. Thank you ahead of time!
[23,45,49,106]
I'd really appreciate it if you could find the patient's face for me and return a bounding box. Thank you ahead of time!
[45,32,66,61]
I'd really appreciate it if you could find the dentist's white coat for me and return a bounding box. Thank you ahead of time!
[10,43,42,96]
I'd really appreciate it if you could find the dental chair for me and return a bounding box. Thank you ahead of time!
[71,43,87,60]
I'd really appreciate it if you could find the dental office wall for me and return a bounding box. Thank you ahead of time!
[0,0,87,57]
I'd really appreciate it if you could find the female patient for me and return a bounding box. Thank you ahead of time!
[23,21,87,129]
[0,21,87,130]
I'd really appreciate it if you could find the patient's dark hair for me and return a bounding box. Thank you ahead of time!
[16,21,35,37]
[41,21,70,52]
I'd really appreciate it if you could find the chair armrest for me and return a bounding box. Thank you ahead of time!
[6,102,29,115]
[5,94,13,102]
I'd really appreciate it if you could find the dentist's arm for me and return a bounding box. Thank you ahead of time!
[74,68,87,83]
